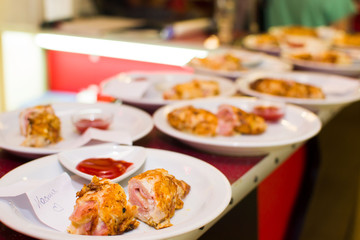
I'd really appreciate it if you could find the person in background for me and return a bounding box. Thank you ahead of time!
[264,0,357,31]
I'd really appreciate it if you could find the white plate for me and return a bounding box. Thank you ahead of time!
[153,97,321,156]
[0,145,231,240]
[242,34,280,55]
[236,71,360,111]
[58,145,147,182]
[186,48,292,79]
[0,102,153,158]
[100,72,237,110]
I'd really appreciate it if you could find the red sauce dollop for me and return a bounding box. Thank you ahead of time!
[74,119,111,134]
[76,158,133,179]
[253,106,284,122]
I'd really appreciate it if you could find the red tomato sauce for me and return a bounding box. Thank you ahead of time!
[253,106,284,122]
[76,158,133,179]
[74,119,111,134]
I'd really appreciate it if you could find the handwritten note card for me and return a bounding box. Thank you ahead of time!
[25,173,77,232]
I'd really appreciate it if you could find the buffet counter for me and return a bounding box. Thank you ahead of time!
[0,94,342,240]
[0,23,359,240]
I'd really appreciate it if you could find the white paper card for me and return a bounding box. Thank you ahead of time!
[26,173,77,232]
[56,127,132,148]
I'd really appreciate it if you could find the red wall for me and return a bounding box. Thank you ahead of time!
[47,50,192,92]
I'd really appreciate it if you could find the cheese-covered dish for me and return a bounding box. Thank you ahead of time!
[334,33,360,48]
[289,50,352,65]
[128,169,190,229]
[19,104,62,147]
[167,105,219,137]
[167,104,267,137]
[68,176,139,235]
[163,79,220,100]
[270,25,318,38]
[188,52,243,71]
[250,78,325,99]
[252,33,279,48]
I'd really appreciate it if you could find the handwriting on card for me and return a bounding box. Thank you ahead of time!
[34,188,58,209]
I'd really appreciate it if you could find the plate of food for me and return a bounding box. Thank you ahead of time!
[186,48,292,79]
[0,144,231,240]
[153,97,321,156]
[0,102,154,158]
[100,72,237,110]
[282,49,360,77]
[236,71,360,111]
[242,33,281,55]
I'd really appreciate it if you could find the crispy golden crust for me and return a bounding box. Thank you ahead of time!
[128,169,190,229]
[168,104,267,136]
[281,26,317,37]
[167,105,218,136]
[220,104,267,135]
[189,53,243,71]
[290,51,351,64]
[250,78,325,99]
[335,33,360,47]
[163,79,220,100]
[19,105,62,147]
[68,176,139,235]
[255,33,279,46]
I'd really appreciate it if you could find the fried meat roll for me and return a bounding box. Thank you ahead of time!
[68,176,139,235]
[250,78,325,99]
[128,169,190,229]
[163,79,219,100]
[167,105,218,136]
[19,104,62,147]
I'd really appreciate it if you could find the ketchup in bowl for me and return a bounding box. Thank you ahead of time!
[253,105,284,122]
[72,108,113,134]
[76,158,133,179]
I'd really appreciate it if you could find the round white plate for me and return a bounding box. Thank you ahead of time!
[100,72,237,110]
[0,102,153,158]
[0,145,231,240]
[242,34,280,55]
[153,97,321,156]
[236,71,360,111]
[186,48,292,79]
[58,145,147,182]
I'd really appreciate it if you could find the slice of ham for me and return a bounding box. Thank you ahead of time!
[216,104,267,135]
